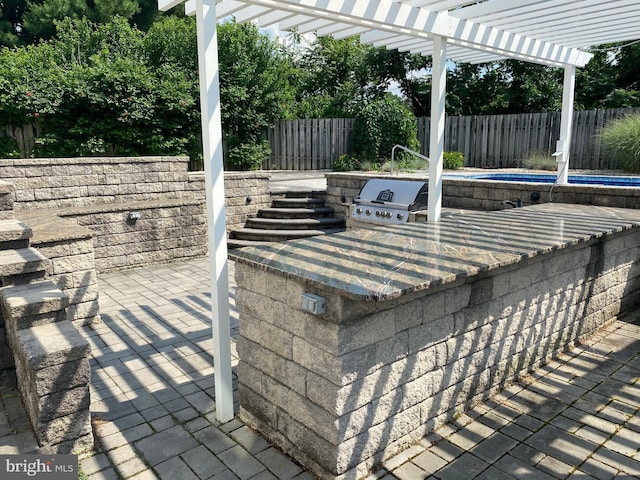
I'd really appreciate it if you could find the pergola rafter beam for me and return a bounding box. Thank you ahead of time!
[473,2,637,34]
[232,5,274,23]
[230,0,591,67]
[295,18,336,34]
[409,0,481,11]
[330,26,371,39]
[501,12,640,45]
[252,10,298,28]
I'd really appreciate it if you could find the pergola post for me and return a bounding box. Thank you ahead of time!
[556,65,576,185]
[428,34,446,223]
[195,0,234,422]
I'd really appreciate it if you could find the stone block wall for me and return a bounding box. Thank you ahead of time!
[15,211,100,326]
[0,156,195,210]
[235,229,640,479]
[188,171,272,233]
[9,314,93,453]
[325,173,370,218]
[325,172,640,216]
[0,158,272,268]
[60,200,207,272]
[442,177,640,211]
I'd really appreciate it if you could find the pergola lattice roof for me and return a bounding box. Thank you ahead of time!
[163,0,640,68]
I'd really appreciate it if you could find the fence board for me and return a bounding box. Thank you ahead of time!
[5,107,640,170]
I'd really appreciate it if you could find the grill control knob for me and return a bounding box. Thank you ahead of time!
[365,209,371,216]
[397,213,404,220]
[356,208,363,214]
[375,211,381,217]
[385,212,392,218]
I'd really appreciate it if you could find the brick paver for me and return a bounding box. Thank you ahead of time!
[1,256,639,479]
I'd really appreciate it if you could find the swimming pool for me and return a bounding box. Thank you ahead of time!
[466,173,640,187]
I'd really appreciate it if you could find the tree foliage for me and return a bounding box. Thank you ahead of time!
[0,17,200,159]
[292,35,429,118]
[0,0,165,46]
[217,19,295,167]
[576,43,640,110]
[352,95,419,163]
[0,16,295,169]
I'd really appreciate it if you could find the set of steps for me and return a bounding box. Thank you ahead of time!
[0,180,93,453]
[228,190,346,248]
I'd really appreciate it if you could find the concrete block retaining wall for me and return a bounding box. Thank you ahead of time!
[0,157,194,210]
[325,172,640,216]
[188,171,272,233]
[60,200,207,273]
[235,227,640,479]
[0,157,272,271]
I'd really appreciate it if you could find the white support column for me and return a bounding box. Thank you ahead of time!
[195,0,234,422]
[428,34,446,223]
[556,65,576,185]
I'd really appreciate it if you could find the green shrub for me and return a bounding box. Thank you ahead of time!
[443,151,465,169]
[226,141,270,171]
[0,135,20,158]
[601,115,640,172]
[332,154,359,172]
[352,95,419,163]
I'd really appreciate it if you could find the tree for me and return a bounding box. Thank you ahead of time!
[441,60,564,116]
[352,95,419,164]
[576,42,640,109]
[291,35,430,118]
[364,47,431,116]
[0,0,166,46]
[292,35,374,117]
[0,16,201,159]
[216,19,296,169]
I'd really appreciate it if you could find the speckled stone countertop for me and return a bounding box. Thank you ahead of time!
[229,203,640,301]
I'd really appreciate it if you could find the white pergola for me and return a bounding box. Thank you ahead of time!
[157,0,640,421]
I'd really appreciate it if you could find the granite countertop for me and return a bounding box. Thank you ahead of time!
[229,203,640,301]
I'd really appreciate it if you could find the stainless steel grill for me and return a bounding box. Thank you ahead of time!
[349,178,428,227]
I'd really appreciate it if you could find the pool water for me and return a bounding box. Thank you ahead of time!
[466,173,640,187]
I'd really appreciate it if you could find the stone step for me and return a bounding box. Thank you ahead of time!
[230,227,345,242]
[258,207,336,219]
[227,238,275,249]
[246,217,345,231]
[283,189,327,199]
[0,248,49,286]
[272,197,325,209]
[0,280,68,332]
[0,219,32,250]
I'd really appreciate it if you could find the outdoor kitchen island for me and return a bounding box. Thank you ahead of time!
[230,203,640,480]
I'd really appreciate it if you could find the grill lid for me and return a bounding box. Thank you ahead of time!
[355,179,428,211]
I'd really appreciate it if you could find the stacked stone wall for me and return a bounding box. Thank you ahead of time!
[235,229,640,479]
[59,200,207,272]
[0,157,193,210]
[29,236,100,326]
[0,157,272,270]
[325,172,640,216]
[188,172,272,233]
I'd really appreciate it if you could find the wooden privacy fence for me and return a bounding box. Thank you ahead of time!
[4,107,639,170]
[266,107,640,170]
[265,118,354,170]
